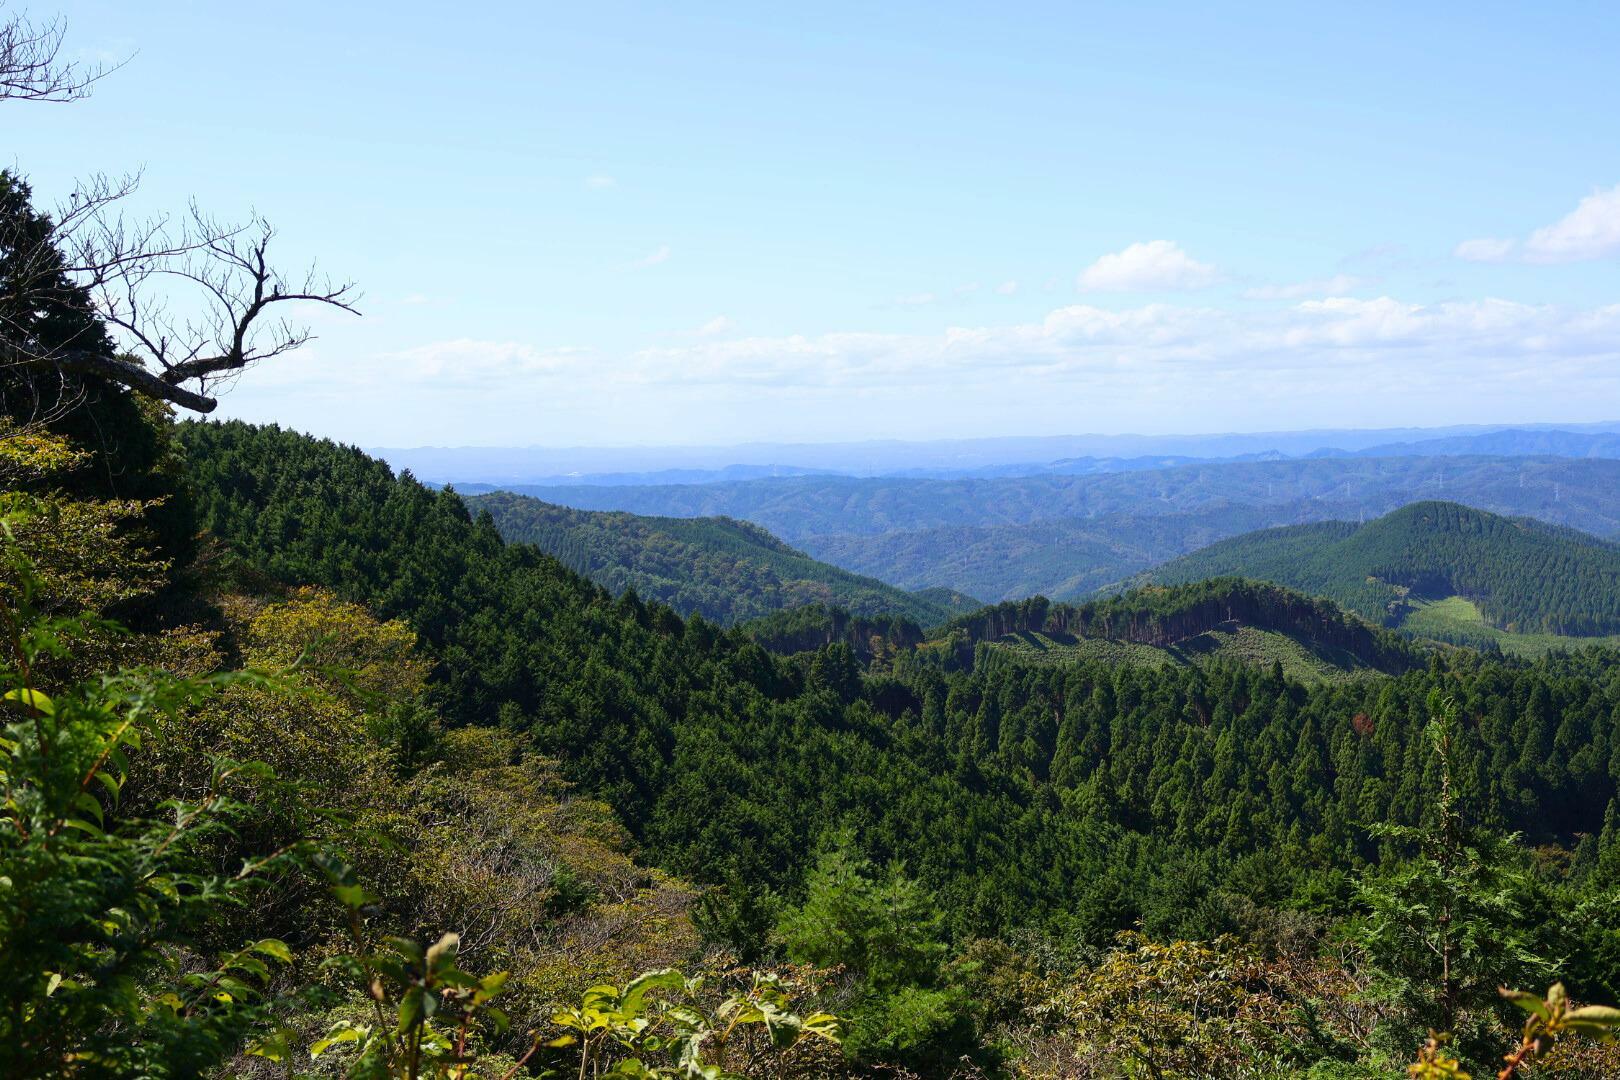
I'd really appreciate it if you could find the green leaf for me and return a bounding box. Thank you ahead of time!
[250,938,293,964]
[1501,988,1552,1020]
[1566,1005,1620,1025]
[331,883,375,909]
[397,986,424,1032]
[311,1023,367,1058]
[4,687,54,714]
[764,1012,802,1048]
[92,769,121,803]
[71,791,103,826]
[386,935,425,963]
[621,968,682,1016]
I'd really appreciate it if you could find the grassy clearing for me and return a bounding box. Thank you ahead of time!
[1401,595,1620,658]
[990,624,1381,684]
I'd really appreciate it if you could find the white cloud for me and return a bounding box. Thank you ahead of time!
[1456,185,1620,265]
[954,282,981,296]
[585,174,617,189]
[1078,240,1219,292]
[995,280,1019,295]
[280,299,1620,399]
[232,298,1620,444]
[629,244,671,269]
[1454,237,1517,263]
[1524,185,1620,263]
[894,292,937,306]
[1242,274,1362,300]
[623,296,1620,390]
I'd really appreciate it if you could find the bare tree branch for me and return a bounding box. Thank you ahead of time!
[0,6,121,103]
[4,169,359,414]
[0,8,357,417]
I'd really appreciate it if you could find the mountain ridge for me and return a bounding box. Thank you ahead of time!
[465,489,953,626]
[1134,500,1620,637]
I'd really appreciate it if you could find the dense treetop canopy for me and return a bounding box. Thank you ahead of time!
[1140,501,1620,636]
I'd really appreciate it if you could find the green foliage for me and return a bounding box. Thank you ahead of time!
[1401,594,1620,657]
[1143,501,1620,638]
[0,504,307,1077]
[778,842,945,992]
[1493,981,1620,1076]
[1352,694,1556,1062]
[776,841,981,1071]
[940,577,1422,675]
[501,459,1620,604]
[294,859,522,1080]
[0,427,168,620]
[177,422,1620,961]
[740,603,925,663]
[1046,932,1326,1078]
[542,968,842,1079]
[468,491,950,626]
[693,868,782,966]
[168,420,1620,1074]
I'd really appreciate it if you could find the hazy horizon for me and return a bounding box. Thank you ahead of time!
[365,418,1620,485]
[368,417,1620,454]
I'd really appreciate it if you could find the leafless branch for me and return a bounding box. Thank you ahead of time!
[4,171,359,414]
[0,7,122,103]
[0,9,356,417]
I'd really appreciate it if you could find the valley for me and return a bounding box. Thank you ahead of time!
[505,455,1620,603]
[8,6,1620,1076]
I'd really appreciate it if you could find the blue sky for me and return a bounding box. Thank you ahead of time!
[9,2,1620,446]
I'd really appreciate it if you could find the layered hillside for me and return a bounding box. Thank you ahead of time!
[509,455,1620,542]
[466,490,953,626]
[1138,501,1620,637]
[505,456,1620,604]
[808,506,1312,602]
[937,579,1422,680]
[162,421,1620,1075]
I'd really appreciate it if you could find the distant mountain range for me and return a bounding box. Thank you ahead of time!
[380,422,1620,487]
[1333,428,1620,461]
[491,455,1620,603]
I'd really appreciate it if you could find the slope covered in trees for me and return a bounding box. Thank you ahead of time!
[1139,501,1620,637]
[176,425,1620,935]
[13,15,1620,1072]
[466,489,953,626]
[503,457,1620,604]
[13,406,1620,1076]
[934,578,1424,680]
[739,603,927,663]
[810,506,1320,602]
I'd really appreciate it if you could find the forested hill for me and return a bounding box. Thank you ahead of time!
[465,489,955,626]
[154,419,1620,1074]
[739,604,926,662]
[937,578,1422,676]
[1139,501,1620,636]
[498,455,1620,604]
